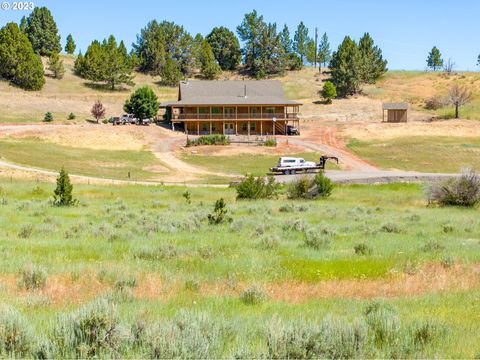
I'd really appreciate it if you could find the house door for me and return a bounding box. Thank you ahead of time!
[224,123,235,134]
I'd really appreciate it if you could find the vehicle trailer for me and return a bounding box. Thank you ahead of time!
[269,156,339,175]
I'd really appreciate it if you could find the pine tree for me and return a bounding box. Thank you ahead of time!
[22,6,61,56]
[43,112,53,122]
[358,33,387,83]
[160,57,182,86]
[279,24,292,54]
[306,39,317,65]
[293,21,309,64]
[53,168,77,206]
[477,54,480,67]
[317,32,331,72]
[0,22,45,90]
[329,36,361,97]
[320,81,337,104]
[199,40,221,79]
[65,34,76,54]
[78,36,134,90]
[124,86,159,120]
[47,52,65,79]
[91,100,106,123]
[206,27,241,71]
[237,10,266,71]
[426,46,443,71]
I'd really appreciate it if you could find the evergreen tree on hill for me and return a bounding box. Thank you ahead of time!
[329,36,361,96]
[358,32,387,83]
[317,32,331,71]
[206,27,241,71]
[279,24,292,54]
[293,21,309,64]
[199,40,221,79]
[0,22,45,90]
[65,34,76,54]
[22,6,61,56]
[47,51,65,79]
[426,46,443,71]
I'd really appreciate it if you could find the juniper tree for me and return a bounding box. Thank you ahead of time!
[53,168,77,206]
[427,46,443,71]
[47,52,65,79]
[65,34,76,54]
[320,81,337,104]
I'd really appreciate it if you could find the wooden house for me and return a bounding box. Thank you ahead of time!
[159,80,301,135]
[382,103,408,123]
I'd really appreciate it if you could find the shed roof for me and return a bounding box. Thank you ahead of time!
[382,102,409,110]
[159,80,301,107]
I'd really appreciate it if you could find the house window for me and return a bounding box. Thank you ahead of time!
[212,107,221,114]
[242,122,247,131]
[198,107,208,114]
[201,123,208,132]
[250,122,256,131]
[265,107,275,114]
[212,123,216,131]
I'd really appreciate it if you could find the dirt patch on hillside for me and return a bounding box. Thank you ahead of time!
[181,142,311,156]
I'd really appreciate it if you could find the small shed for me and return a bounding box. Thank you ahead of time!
[382,103,408,123]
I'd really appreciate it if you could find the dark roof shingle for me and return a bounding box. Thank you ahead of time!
[160,80,300,107]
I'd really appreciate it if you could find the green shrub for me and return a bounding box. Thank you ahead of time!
[182,190,191,204]
[207,198,232,224]
[312,172,334,198]
[18,264,48,290]
[441,255,455,268]
[421,240,445,252]
[303,228,331,249]
[134,245,179,261]
[146,311,225,359]
[427,170,480,207]
[67,112,76,120]
[287,176,313,199]
[51,298,124,358]
[320,81,337,104]
[364,301,400,347]
[409,319,446,347]
[186,134,230,147]
[0,306,35,357]
[18,224,34,238]
[240,286,266,305]
[43,112,53,122]
[264,138,277,147]
[258,234,279,250]
[185,279,200,292]
[236,175,280,200]
[380,222,403,233]
[354,243,373,255]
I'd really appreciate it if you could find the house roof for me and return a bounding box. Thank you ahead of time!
[382,102,409,110]
[159,80,301,107]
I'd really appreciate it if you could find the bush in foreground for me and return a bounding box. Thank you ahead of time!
[236,175,280,200]
[17,264,48,290]
[427,170,480,207]
[287,173,334,199]
[0,306,35,357]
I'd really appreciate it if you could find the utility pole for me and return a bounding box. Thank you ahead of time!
[314,27,318,68]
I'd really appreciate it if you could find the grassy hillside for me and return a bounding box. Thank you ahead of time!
[364,70,480,119]
[0,180,479,357]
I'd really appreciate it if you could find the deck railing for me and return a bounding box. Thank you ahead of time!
[175,113,298,120]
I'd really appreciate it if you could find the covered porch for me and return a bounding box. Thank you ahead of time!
[178,119,300,136]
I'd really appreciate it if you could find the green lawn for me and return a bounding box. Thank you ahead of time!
[0,137,166,180]
[348,136,480,173]
[0,179,479,357]
[182,151,339,176]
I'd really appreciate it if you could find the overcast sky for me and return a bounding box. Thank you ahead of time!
[1,0,479,70]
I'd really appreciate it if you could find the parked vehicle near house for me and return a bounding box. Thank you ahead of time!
[120,114,137,125]
[270,156,339,175]
[136,118,152,126]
